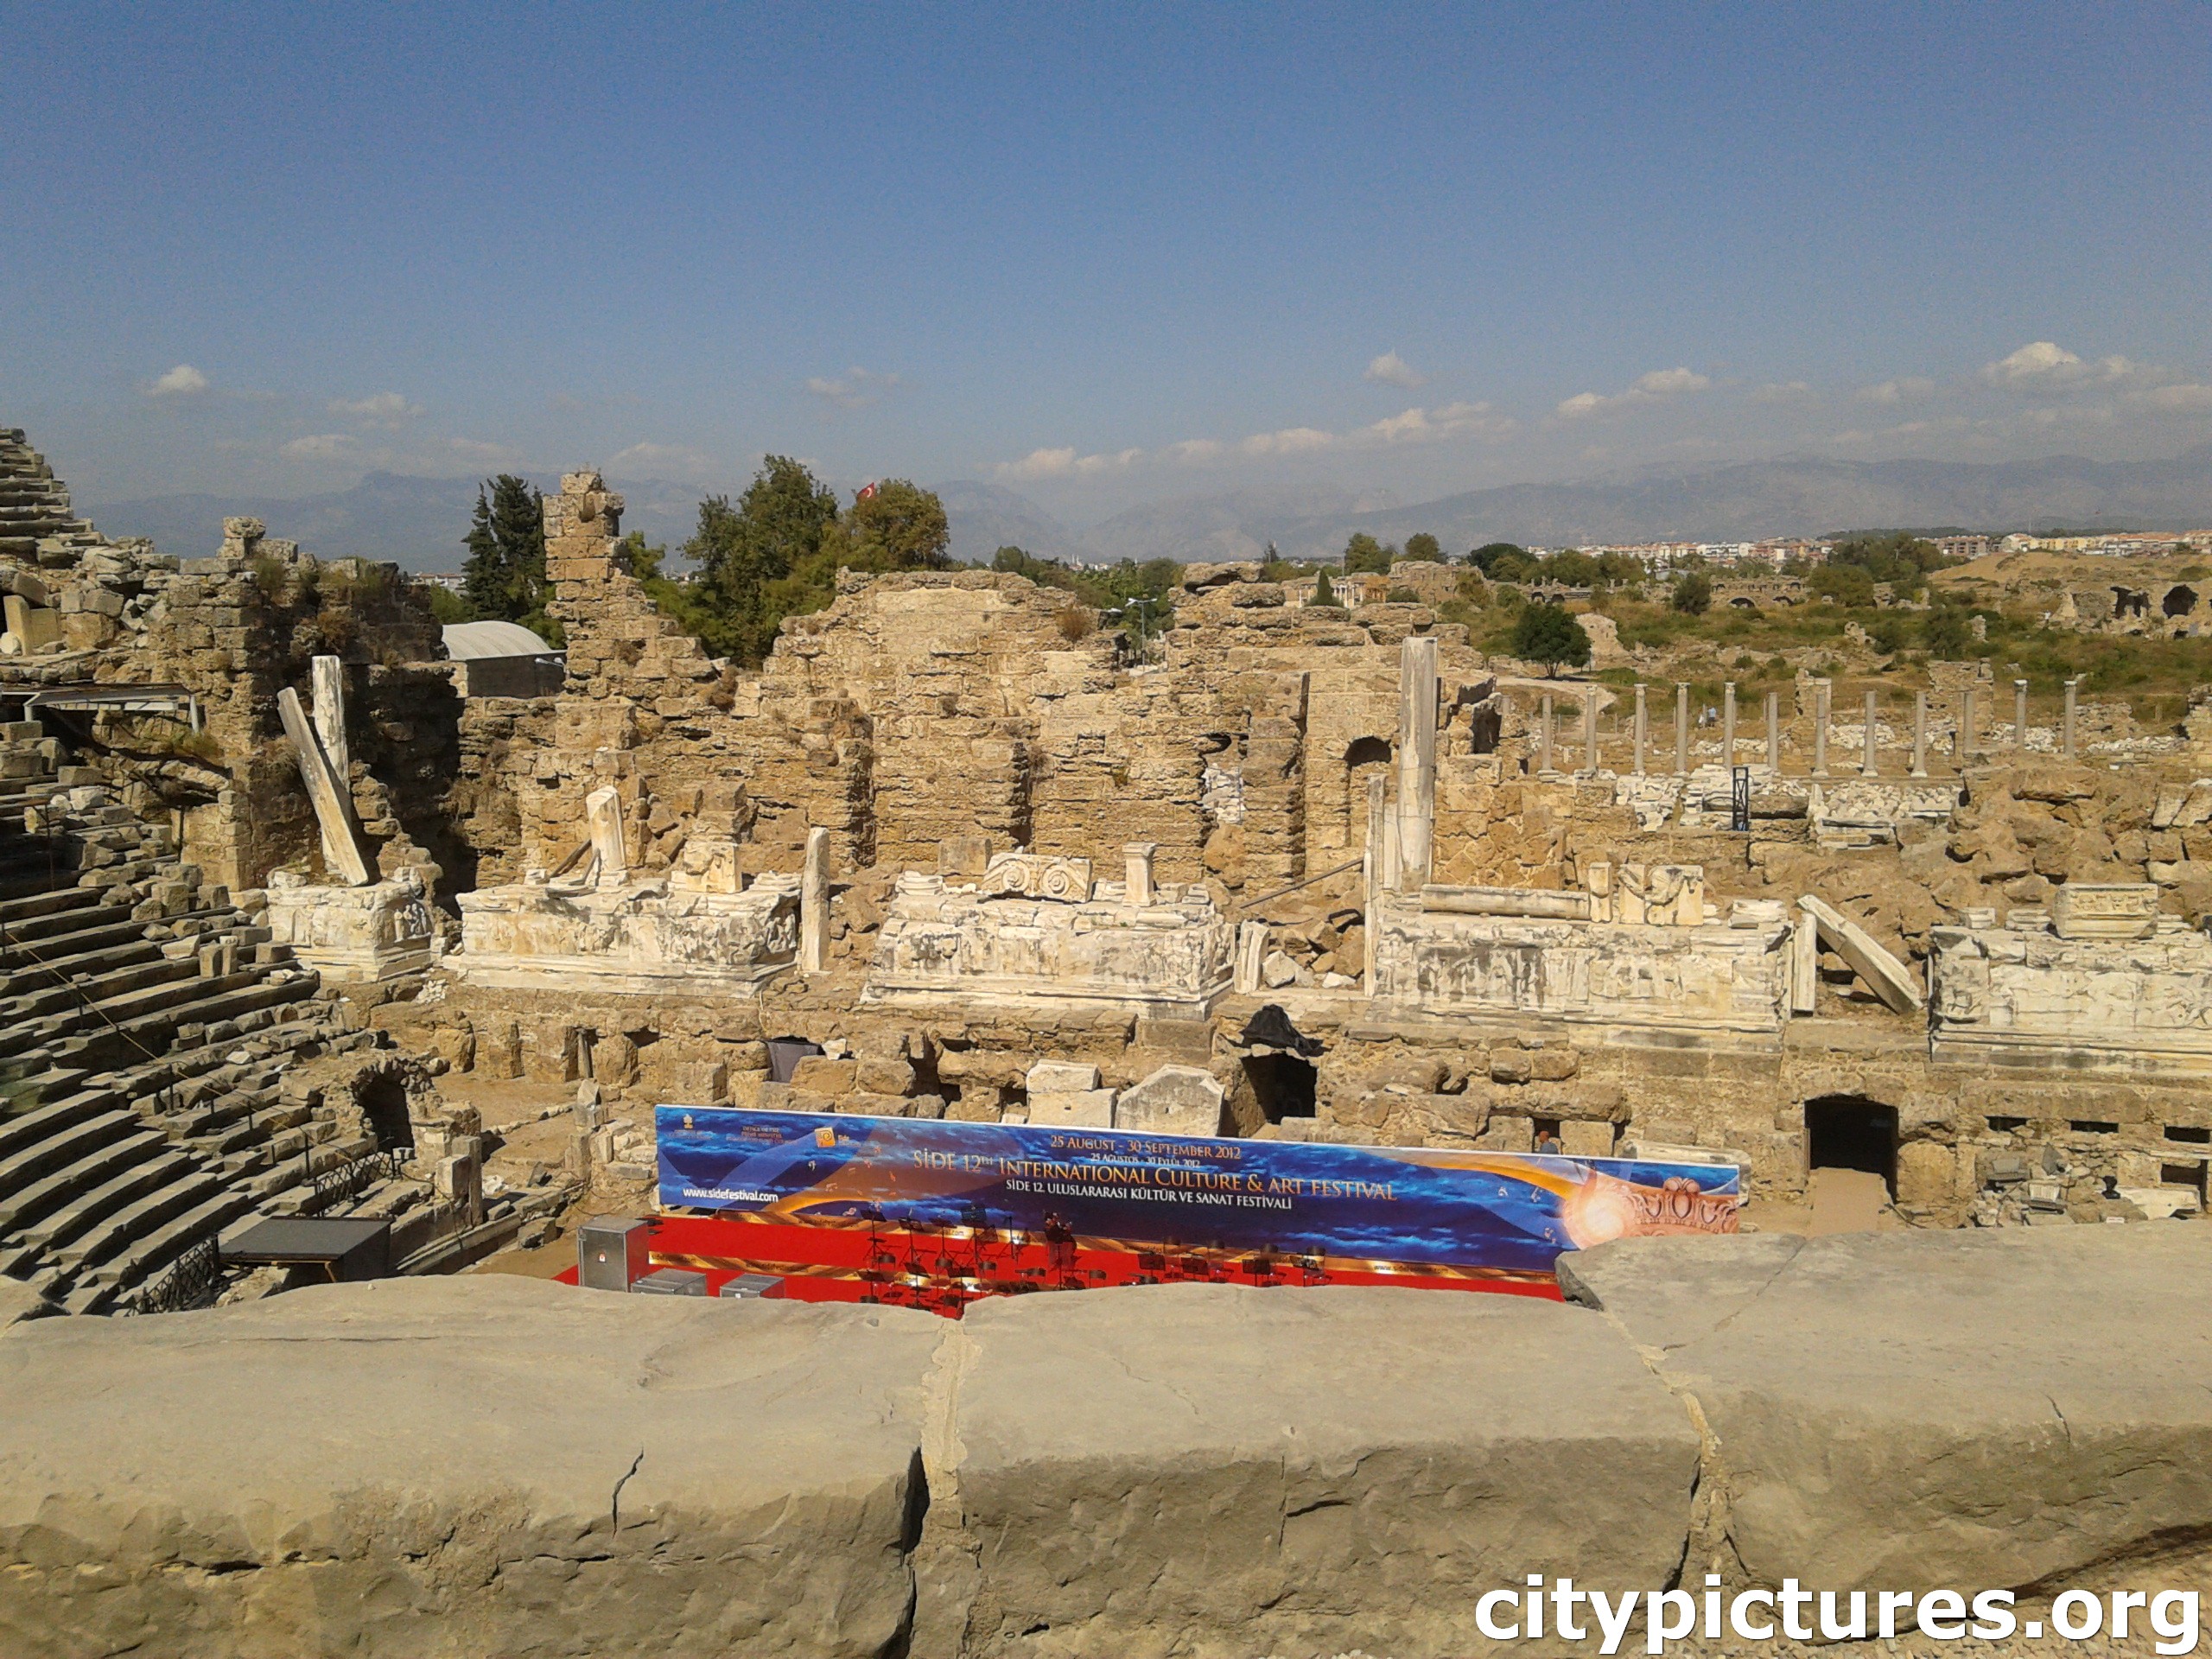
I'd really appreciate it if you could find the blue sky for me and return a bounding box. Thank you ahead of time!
[6,1,2209,524]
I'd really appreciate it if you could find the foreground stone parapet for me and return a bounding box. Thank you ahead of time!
[0,1279,942,1659]
[1561,1225,2212,1594]
[913,1282,1700,1658]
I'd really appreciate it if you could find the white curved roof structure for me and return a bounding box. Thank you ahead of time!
[442,620,562,660]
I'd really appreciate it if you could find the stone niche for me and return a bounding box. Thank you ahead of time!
[1930,885,2212,1073]
[863,845,1233,1019]
[264,867,438,983]
[1369,869,1789,1039]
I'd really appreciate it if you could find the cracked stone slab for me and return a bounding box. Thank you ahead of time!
[1560,1227,2212,1592]
[914,1281,1697,1659]
[0,1276,943,1659]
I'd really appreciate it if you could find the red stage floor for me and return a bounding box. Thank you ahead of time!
[557,1211,1563,1317]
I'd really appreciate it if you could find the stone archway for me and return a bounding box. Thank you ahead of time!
[1804,1094,1898,1195]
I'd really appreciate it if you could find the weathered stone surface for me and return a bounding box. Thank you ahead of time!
[1111,1063,1225,1136]
[264,865,437,982]
[914,1282,1699,1659]
[0,1279,942,1659]
[1562,1226,2212,1592]
[1931,907,2212,1072]
[1800,892,1923,1012]
[1371,887,1789,1037]
[0,1279,51,1331]
[864,869,1234,1018]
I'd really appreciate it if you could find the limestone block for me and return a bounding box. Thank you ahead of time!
[1799,893,1923,1013]
[1529,1046,1578,1082]
[1113,1064,1224,1136]
[1560,1227,2212,1592]
[790,1057,858,1096]
[914,1284,1699,1658]
[1024,1060,1100,1095]
[0,1280,942,1659]
[1260,949,1299,988]
[854,1057,916,1096]
[2050,880,2159,940]
[1025,1089,1116,1128]
[1559,1119,1615,1158]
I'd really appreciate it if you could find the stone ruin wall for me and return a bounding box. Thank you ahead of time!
[0,433,453,895]
[13,440,2212,1229]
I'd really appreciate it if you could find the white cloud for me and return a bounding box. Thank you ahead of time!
[2135,383,2212,412]
[448,437,521,464]
[1858,377,1936,404]
[1363,351,1425,390]
[1165,438,1224,465]
[1751,381,1811,403]
[1632,367,1710,396]
[1984,341,2082,387]
[279,433,353,460]
[1359,401,1514,445]
[996,445,1141,480]
[804,366,900,410]
[609,442,714,480]
[1980,341,2145,392]
[146,364,209,397]
[1237,426,1335,458]
[328,391,422,424]
[1554,366,1712,419]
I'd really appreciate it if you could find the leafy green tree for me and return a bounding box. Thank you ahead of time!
[1825,532,1952,601]
[1923,603,1973,658]
[1454,568,1489,606]
[1809,563,1876,607]
[1469,541,1538,582]
[1544,550,1599,586]
[1311,569,1342,607]
[461,475,554,641]
[1343,532,1394,575]
[1403,532,1442,563]
[818,479,951,574]
[1595,551,1645,586]
[677,456,841,665]
[425,585,474,626]
[1670,573,1713,614]
[1510,603,1592,674]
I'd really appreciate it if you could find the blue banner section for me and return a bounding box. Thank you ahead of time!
[657,1108,1739,1277]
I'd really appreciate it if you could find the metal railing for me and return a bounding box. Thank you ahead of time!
[127,1236,222,1316]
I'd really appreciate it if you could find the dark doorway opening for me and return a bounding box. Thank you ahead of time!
[2164,585,2198,618]
[359,1076,413,1154]
[1244,1054,1317,1122]
[1804,1095,1897,1195]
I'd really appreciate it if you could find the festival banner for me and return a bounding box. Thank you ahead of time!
[655,1107,1738,1296]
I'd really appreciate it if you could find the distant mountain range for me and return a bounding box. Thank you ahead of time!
[86,442,2212,572]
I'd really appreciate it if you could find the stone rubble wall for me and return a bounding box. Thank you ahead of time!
[3,1227,2208,1658]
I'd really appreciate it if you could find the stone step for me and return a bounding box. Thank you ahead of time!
[0,957,204,1033]
[0,1109,144,1223]
[73,1186,264,1313]
[0,887,104,927]
[0,1128,175,1243]
[47,1167,226,1274]
[0,902,154,956]
[0,1086,129,1161]
[0,936,177,1007]
[91,971,321,1058]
